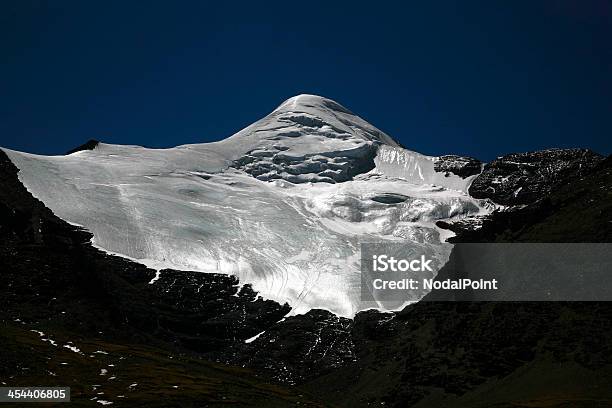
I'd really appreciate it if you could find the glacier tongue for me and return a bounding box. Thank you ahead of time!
[2,94,490,317]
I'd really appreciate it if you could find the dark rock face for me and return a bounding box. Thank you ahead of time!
[446,155,612,243]
[434,154,482,178]
[218,309,354,385]
[65,139,99,155]
[308,302,612,408]
[469,148,604,205]
[435,215,486,237]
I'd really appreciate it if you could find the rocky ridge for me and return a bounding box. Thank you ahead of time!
[469,148,604,205]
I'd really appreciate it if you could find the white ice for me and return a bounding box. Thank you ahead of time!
[2,95,490,317]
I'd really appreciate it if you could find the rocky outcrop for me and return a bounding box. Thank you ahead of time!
[448,154,612,243]
[469,148,604,205]
[434,154,482,178]
[65,139,100,155]
[219,309,354,385]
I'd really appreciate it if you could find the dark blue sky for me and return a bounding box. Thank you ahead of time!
[1,1,611,160]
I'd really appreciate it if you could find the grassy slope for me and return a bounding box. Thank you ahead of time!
[1,323,329,408]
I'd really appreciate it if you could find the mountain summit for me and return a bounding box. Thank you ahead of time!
[2,95,488,317]
[220,94,399,183]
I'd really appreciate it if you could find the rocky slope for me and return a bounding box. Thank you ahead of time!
[469,148,604,206]
[442,154,612,243]
[434,155,482,178]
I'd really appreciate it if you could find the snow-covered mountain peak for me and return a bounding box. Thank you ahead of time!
[229,94,398,145]
[222,95,399,183]
[2,95,492,317]
[273,94,354,115]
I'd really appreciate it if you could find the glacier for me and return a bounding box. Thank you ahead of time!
[2,94,490,317]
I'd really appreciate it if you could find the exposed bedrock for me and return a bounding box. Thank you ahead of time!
[65,139,100,155]
[219,309,354,385]
[469,148,604,205]
[433,154,482,178]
